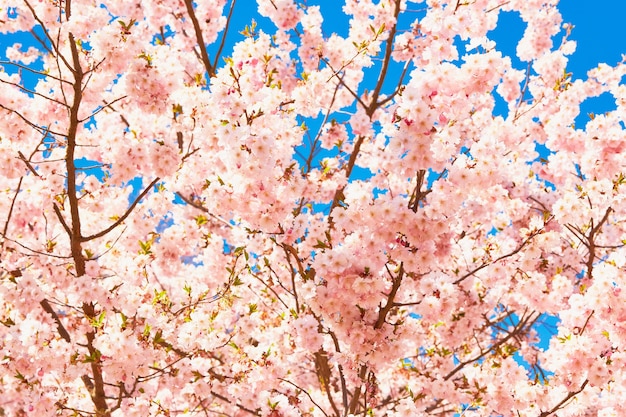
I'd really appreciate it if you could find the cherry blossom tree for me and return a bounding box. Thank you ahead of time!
[1,0,626,415]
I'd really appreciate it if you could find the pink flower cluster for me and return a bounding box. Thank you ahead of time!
[1,0,626,416]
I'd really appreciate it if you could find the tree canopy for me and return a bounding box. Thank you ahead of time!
[1,0,626,416]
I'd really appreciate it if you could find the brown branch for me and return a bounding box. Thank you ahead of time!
[66,27,110,416]
[40,299,71,342]
[279,377,330,417]
[78,95,128,123]
[486,1,511,14]
[174,191,233,228]
[443,311,538,381]
[65,31,86,276]
[183,0,215,77]
[452,225,548,285]
[367,0,402,116]
[22,0,73,72]
[322,329,349,412]
[392,299,422,307]
[377,59,411,107]
[248,271,290,310]
[28,27,54,56]
[0,78,69,108]
[328,135,366,216]
[407,169,431,213]
[575,310,594,336]
[11,104,75,351]
[0,103,67,137]
[82,302,110,416]
[347,365,368,415]
[100,100,130,128]
[375,264,404,329]
[0,60,70,84]
[314,351,341,417]
[304,76,343,173]
[585,207,612,279]
[209,390,260,415]
[0,234,72,259]
[1,138,47,253]
[82,177,160,241]
[212,0,236,71]
[17,151,40,177]
[538,380,588,417]
[329,2,403,219]
[282,243,306,312]
[1,176,24,256]
[53,203,72,236]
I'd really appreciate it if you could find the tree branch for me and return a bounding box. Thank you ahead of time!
[375,264,404,329]
[82,177,160,241]
[183,0,215,78]
[539,380,588,417]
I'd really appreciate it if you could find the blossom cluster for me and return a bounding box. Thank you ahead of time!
[1,0,625,416]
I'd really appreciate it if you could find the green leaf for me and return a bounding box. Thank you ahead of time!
[138,239,152,255]
[239,19,257,38]
[92,311,106,328]
[153,289,170,307]
[119,312,128,330]
[313,239,329,249]
[82,349,101,363]
[153,329,171,350]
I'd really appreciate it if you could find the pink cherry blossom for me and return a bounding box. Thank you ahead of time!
[1,0,625,416]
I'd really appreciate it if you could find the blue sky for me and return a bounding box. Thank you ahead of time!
[201,1,626,167]
[219,1,626,87]
[3,1,624,119]
[559,1,626,75]
[559,1,626,123]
